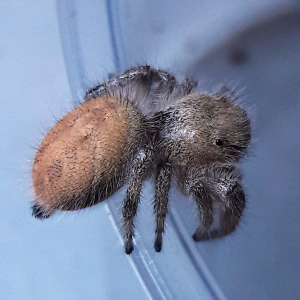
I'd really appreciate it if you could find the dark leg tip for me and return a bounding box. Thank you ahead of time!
[193,232,201,242]
[154,240,162,252]
[193,230,207,242]
[193,230,216,241]
[32,204,50,219]
[125,240,133,255]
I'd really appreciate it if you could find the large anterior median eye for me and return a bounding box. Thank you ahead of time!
[215,139,223,146]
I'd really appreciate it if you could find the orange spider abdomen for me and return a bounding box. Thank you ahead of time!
[32,96,132,213]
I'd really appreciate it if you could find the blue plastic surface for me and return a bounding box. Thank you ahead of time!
[1,1,300,299]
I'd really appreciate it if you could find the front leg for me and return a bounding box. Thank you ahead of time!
[185,164,246,241]
[206,174,245,240]
[122,147,154,254]
[184,177,214,241]
[153,164,171,252]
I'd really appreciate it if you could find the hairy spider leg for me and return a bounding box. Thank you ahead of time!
[206,179,245,240]
[186,165,245,241]
[122,147,155,254]
[153,164,171,252]
[188,184,214,241]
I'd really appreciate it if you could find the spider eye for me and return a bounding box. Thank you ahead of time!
[216,139,223,146]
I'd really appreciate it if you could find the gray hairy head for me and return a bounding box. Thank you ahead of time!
[155,93,251,165]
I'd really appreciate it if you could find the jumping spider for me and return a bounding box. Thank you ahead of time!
[32,65,251,254]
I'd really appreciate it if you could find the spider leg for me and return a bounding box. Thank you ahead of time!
[184,177,214,241]
[84,65,198,117]
[153,164,171,252]
[145,70,197,115]
[177,78,198,98]
[122,147,154,254]
[32,204,51,219]
[206,178,245,240]
[84,65,152,102]
[186,164,246,241]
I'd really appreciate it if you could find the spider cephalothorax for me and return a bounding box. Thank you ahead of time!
[32,65,251,254]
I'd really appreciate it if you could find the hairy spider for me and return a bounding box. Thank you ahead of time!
[32,65,251,254]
